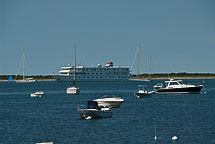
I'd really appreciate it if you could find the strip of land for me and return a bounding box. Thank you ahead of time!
[1,73,215,81]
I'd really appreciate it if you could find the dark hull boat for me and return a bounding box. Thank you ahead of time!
[154,79,203,94]
[157,85,203,94]
[77,101,113,119]
[134,85,155,98]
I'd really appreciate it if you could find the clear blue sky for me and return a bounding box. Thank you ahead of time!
[1,0,215,75]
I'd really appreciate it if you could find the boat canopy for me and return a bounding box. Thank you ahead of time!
[87,101,101,110]
[165,79,184,85]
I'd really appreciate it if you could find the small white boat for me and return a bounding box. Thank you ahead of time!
[31,91,44,97]
[134,85,155,98]
[77,101,113,119]
[66,86,80,95]
[16,78,37,83]
[93,96,124,108]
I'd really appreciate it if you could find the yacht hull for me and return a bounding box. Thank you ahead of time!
[95,101,124,108]
[93,97,124,108]
[77,109,113,119]
[52,74,129,82]
[66,86,80,95]
[157,86,203,94]
[134,92,154,98]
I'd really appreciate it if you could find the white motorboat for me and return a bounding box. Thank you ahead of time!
[134,85,155,98]
[77,101,113,119]
[66,86,80,95]
[30,91,44,97]
[154,79,203,94]
[93,96,124,108]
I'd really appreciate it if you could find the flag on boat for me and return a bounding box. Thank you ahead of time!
[105,62,113,67]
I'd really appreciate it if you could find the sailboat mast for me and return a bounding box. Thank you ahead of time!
[73,40,76,86]
[23,52,25,80]
[149,56,151,78]
[137,45,140,79]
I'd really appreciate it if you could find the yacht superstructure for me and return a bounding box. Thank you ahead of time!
[52,62,130,82]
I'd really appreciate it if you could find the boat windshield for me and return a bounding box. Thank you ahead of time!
[178,81,184,85]
[138,85,146,91]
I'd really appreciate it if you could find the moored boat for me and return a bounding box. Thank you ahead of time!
[93,96,124,108]
[51,63,130,82]
[77,101,113,119]
[67,86,80,95]
[134,85,155,98]
[154,79,203,94]
[31,91,44,97]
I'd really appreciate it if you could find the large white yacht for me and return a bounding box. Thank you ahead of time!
[51,62,130,82]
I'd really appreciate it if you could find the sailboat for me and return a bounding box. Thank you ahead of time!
[130,44,151,81]
[66,41,80,95]
[16,52,36,83]
[8,75,14,82]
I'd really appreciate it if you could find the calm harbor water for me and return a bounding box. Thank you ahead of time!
[0,79,215,144]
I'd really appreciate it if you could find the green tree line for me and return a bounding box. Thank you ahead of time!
[0,75,53,80]
[131,72,215,79]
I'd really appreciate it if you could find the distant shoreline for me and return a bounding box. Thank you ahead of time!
[0,79,55,82]
[1,77,215,82]
[1,73,215,81]
[131,77,215,80]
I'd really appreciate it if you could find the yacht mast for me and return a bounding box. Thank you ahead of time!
[23,52,25,80]
[149,56,151,78]
[73,40,76,86]
[137,45,140,79]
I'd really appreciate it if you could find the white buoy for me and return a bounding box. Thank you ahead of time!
[85,116,92,120]
[172,136,178,141]
[154,124,157,141]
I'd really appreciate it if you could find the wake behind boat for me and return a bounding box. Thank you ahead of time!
[93,96,124,108]
[153,79,203,94]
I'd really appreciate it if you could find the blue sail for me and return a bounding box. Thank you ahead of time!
[8,76,13,82]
